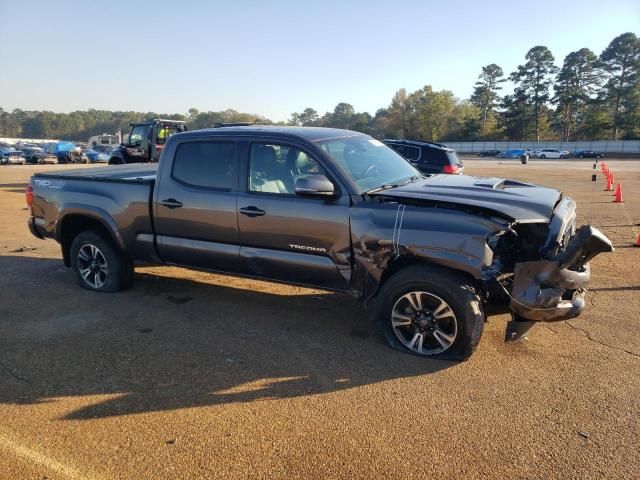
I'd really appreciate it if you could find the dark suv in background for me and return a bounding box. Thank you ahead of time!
[383,139,463,174]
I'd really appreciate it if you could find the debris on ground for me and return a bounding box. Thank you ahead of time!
[10,246,37,253]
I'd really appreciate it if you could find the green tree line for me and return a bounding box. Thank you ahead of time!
[1,32,638,143]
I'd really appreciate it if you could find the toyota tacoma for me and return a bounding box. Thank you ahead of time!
[26,126,613,360]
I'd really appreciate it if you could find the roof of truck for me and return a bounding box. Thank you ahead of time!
[178,126,367,142]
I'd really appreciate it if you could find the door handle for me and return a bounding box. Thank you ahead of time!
[161,198,183,209]
[239,206,266,217]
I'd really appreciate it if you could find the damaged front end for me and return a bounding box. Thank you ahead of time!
[492,198,613,341]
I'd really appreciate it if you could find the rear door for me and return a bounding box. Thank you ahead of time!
[236,139,352,290]
[154,139,241,272]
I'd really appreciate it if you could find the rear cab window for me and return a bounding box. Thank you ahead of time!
[172,141,236,190]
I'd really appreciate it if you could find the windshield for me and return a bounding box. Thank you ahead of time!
[317,136,421,192]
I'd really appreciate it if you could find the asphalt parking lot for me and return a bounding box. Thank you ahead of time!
[1,159,639,479]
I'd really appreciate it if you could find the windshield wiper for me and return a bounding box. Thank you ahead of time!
[363,175,421,195]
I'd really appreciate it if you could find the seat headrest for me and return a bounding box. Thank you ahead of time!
[253,145,276,171]
[286,147,309,171]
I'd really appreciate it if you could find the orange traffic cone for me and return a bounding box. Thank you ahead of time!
[610,172,615,185]
[605,176,613,191]
[614,183,623,202]
[635,232,640,247]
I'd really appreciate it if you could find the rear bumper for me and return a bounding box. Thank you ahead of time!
[509,225,613,322]
[27,216,45,240]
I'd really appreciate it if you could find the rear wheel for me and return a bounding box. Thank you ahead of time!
[70,230,133,292]
[374,265,484,361]
[540,154,546,159]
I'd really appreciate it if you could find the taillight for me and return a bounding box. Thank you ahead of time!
[25,184,33,207]
[442,164,459,174]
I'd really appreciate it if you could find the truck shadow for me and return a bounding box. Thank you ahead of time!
[0,256,453,420]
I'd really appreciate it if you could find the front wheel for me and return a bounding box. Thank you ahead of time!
[70,230,133,292]
[374,265,484,361]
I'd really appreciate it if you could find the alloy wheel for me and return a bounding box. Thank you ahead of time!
[77,244,108,289]
[391,291,458,355]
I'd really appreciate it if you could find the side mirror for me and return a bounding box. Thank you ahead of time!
[295,175,336,198]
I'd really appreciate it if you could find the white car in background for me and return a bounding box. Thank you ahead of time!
[533,148,570,159]
[0,149,26,165]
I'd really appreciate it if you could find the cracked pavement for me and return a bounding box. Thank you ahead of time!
[0,160,639,479]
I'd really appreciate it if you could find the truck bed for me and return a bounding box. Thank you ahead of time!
[30,164,158,263]
[34,163,157,183]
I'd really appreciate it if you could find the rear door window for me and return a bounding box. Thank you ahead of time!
[388,143,406,156]
[403,146,421,161]
[172,142,236,190]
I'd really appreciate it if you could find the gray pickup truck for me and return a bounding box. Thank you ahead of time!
[27,126,613,360]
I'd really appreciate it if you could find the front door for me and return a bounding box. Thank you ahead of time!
[236,141,352,290]
[154,140,241,272]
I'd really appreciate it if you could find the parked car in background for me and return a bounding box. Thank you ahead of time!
[533,148,569,159]
[81,148,109,163]
[574,150,604,159]
[478,150,503,157]
[20,147,58,164]
[500,149,534,159]
[0,149,26,165]
[93,144,115,155]
[43,141,86,163]
[383,139,464,174]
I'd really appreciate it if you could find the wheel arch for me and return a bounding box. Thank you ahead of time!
[368,255,485,305]
[56,210,125,267]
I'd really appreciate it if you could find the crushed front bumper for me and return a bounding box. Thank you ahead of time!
[509,225,613,324]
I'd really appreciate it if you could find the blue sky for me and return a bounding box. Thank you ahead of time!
[1,0,638,121]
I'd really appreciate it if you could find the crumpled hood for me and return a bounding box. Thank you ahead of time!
[372,175,562,223]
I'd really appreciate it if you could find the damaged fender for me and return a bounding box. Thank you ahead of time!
[349,200,506,299]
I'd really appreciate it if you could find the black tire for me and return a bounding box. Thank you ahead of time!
[70,230,133,292]
[540,154,546,159]
[373,265,484,361]
[108,157,123,165]
[579,155,584,159]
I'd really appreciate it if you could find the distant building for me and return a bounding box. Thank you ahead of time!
[88,133,120,148]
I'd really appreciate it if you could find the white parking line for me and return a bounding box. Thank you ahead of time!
[0,432,101,480]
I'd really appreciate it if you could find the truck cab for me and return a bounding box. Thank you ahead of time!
[109,119,187,164]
